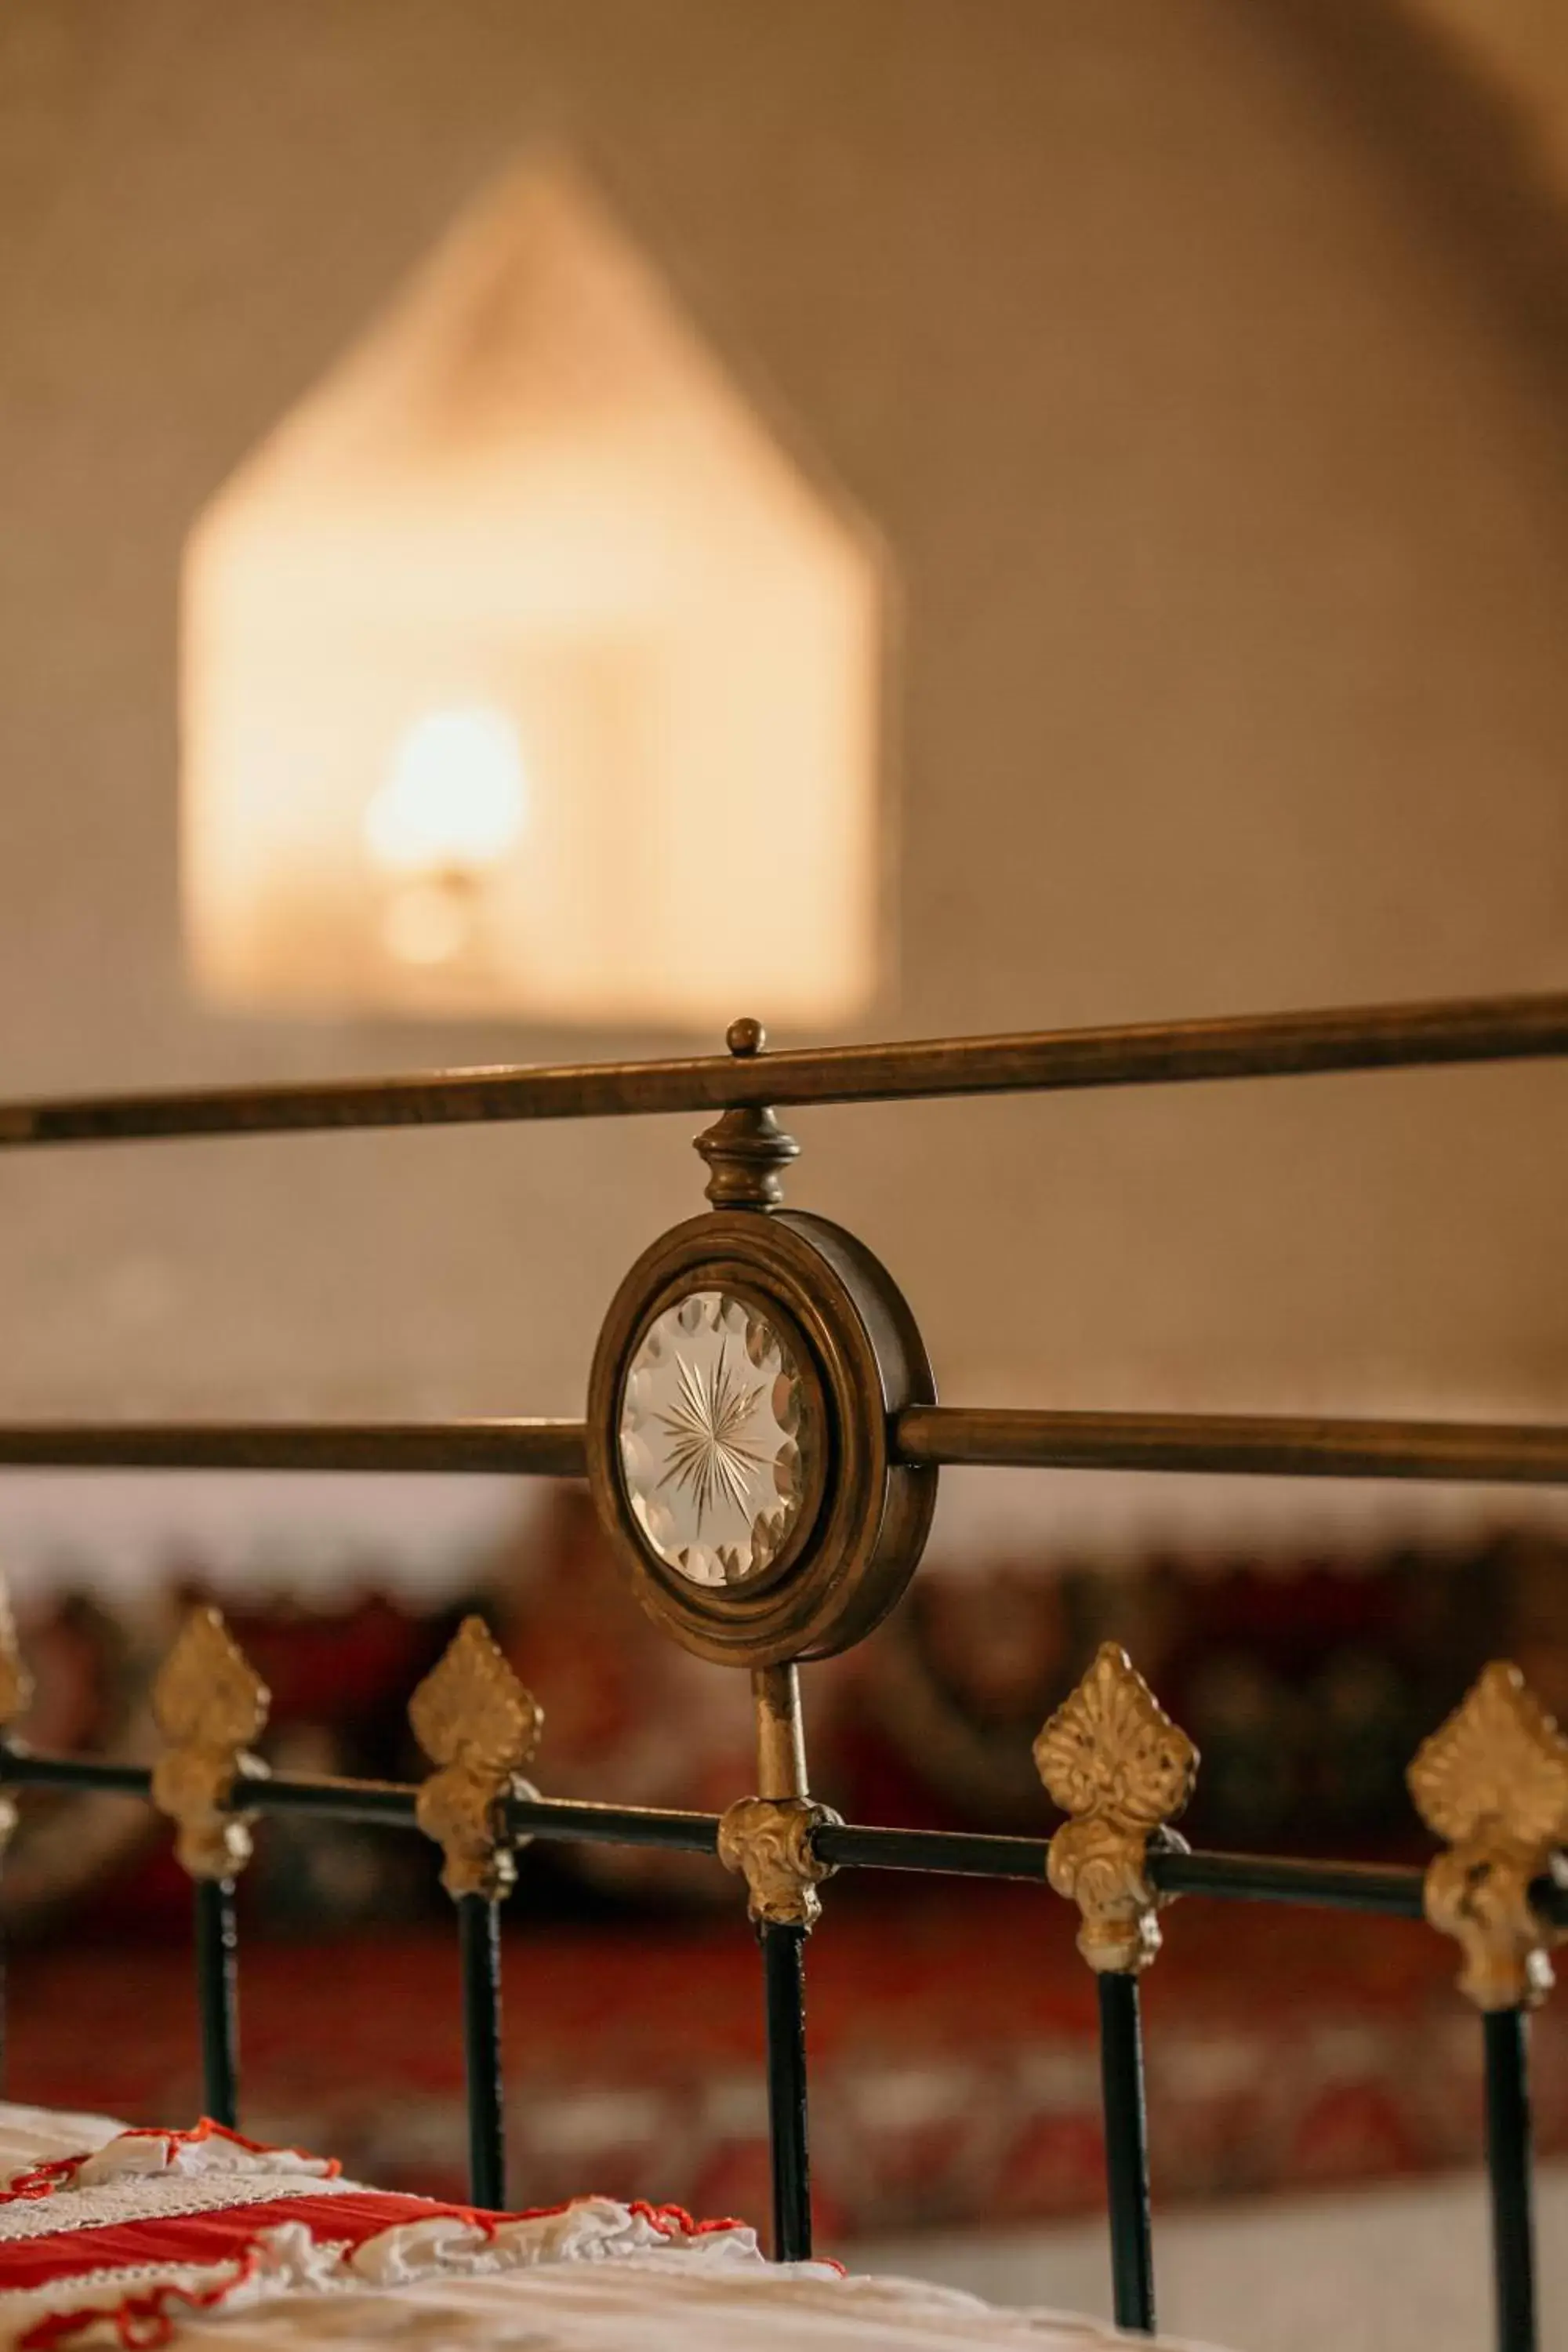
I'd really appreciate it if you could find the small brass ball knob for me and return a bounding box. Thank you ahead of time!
[727,1016,767,1058]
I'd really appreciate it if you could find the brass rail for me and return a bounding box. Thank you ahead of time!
[2,988,1566,1148]
[3,1406,1568,1486]
[894,1406,1568,1486]
[0,1420,589,1475]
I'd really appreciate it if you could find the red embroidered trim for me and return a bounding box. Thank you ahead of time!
[441,2196,746,2241]
[17,2245,262,2351]
[626,2202,746,2241]
[0,2162,85,2212]
[2,2172,757,2347]
[0,2122,341,2208]
[0,2194,481,2289]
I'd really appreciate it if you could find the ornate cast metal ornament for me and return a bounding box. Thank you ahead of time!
[0,1581,33,1857]
[586,1024,938,1670]
[151,1608,270,1882]
[585,1021,931,1665]
[0,1581,34,1739]
[590,1212,935,1665]
[410,1616,542,1902]
[1408,1661,1568,2012]
[717,1795,841,1929]
[1034,1642,1199,1974]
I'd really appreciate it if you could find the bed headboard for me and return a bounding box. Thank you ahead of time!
[0,993,1566,2349]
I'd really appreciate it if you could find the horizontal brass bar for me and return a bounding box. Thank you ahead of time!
[0,1420,587,1476]
[1147,1849,1425,1916]
[250,1773,419,1826]
[2,989,1566,1148]
[503,1793,721,1853]
[895,1406,1568,1486]
[0,1752,420,1817]
[0,1749,154,1798]
[4,1745,1564,1927]
[811,1824,1047,1879]
[2,1407,1564,1488]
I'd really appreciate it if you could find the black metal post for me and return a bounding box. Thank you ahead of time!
[1098,1972,1156,2333]
[761,1922,812,2262]
[1484,2007,1537,2352]
[458,1894,506,2210]
[194,1878,238,2128]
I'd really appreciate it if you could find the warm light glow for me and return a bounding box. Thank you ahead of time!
[363,706,528,875]
[378,876,481,967]
[180,162,880,1028]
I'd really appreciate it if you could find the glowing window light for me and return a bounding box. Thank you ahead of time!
[364,706,529,876]
[180,162,880,1029]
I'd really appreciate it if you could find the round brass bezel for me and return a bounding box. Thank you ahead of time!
[586,1210,938,1667]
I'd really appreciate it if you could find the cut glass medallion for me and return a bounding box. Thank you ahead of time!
[619,1290,809,1586]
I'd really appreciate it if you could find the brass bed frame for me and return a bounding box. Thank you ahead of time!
[0,993,1565,2348]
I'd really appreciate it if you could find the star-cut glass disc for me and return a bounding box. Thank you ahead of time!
[619,1290,809,1586]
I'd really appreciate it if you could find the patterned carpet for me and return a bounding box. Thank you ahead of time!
[8,1882,1563,2241]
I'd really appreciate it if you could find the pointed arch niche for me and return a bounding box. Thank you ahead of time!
[181,164,881,1030]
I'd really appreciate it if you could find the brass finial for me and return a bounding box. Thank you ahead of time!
[151,1607,270,1882]
[0,1581,34,1860]
[1408,1661,1568,2011]
[409,1616,542,1902]
[717,1661,840,1929]
[1034,1642,1198,1974]
[718,1795,840,1929]
[694,1018,800,1210]
[0,1581,34,1740]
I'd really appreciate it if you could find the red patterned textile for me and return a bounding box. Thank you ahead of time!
[0,2122,760,2350]
[2,2194,445,2292]
[9,1889,1565,2237]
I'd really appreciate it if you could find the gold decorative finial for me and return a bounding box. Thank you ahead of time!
[1034,1642,1198,1974]
[151,1607,270,1882]
[0,1579,34,1860]
[409,1617,542,1902]
[0,1581,34,1740]
[693,1018,800,1210]
[717,1664,840,1928]
[1408,1661,1568,2011]
[717,1796,840,1929]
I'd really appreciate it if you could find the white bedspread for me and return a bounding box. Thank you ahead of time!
[147,2263,1203,2351]
[0,2104,1226,2352]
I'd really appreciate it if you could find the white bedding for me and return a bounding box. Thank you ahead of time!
[0,2105,1225,2352]
[143,2266,1189,2351]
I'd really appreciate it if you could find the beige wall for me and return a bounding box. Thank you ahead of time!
[1,0,1566,1555]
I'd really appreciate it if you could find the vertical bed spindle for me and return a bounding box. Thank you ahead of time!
[1035,1644,1199,2337]
[1097,1971,1156,2332]
[0,1593,31,2103]
[719,1664,840,2263]
[149,1607,269,2133]
[760,1919,813,2262]
[194,1876,240,2128]
[410,1616,543,2211]
[1483,2006,1537,2352]
[1406,1661,1568,2352]
[457,1893,507,2211]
